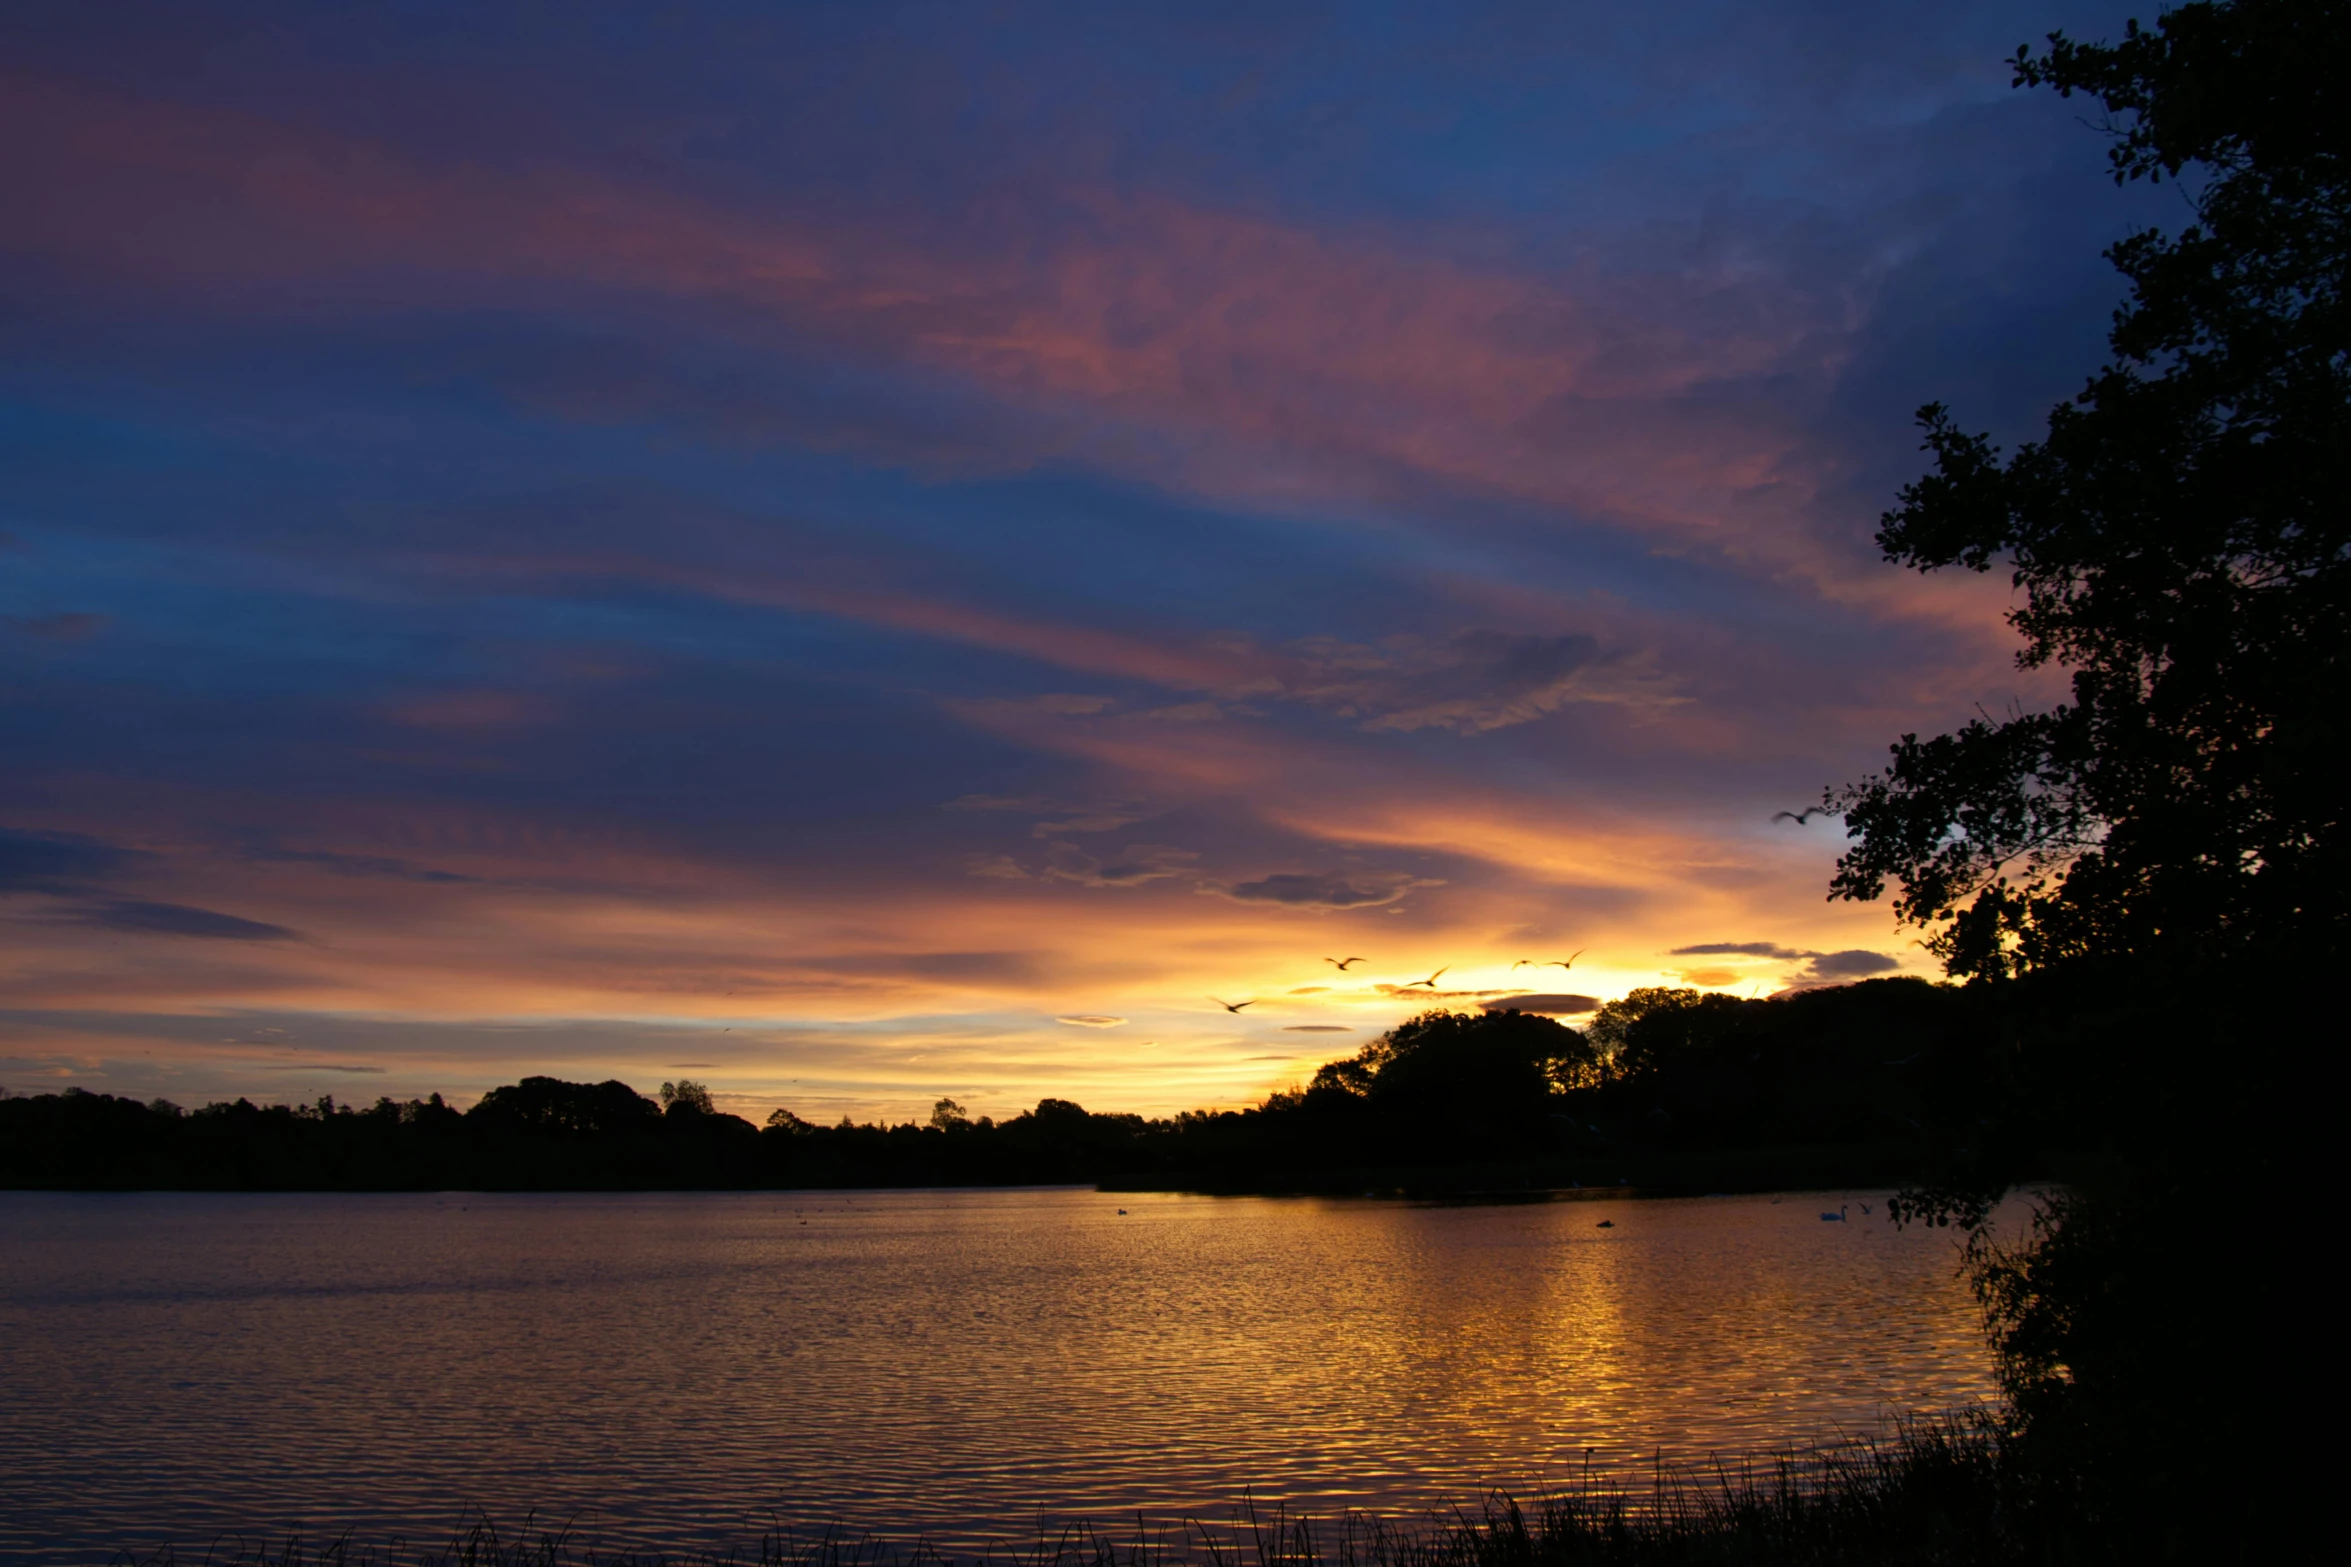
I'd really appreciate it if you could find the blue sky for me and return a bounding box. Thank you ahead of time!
[0,0,2167,1118]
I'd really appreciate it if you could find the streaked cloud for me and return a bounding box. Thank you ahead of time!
[0,0,2142,1114]
[1667,941,1905,983]
[1670,941,1808,959]
[1480,994,1601,1016]
[0,827,141,891]
[1042,843,1199,888]
[1804,949,1904,979]
[1276,630,1682,735]
[1208,872,1440,911]
[65,900,298,942]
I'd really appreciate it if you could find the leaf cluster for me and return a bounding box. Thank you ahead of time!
[1834,0,2350,979]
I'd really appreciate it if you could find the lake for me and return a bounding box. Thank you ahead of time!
[0,1187,2004,1563]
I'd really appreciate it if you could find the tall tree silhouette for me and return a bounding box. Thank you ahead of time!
[1831,2,2342,1548]
[1834,0,2347,979]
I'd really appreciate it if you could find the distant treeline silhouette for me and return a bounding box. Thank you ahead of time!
[1,978,2027,1192]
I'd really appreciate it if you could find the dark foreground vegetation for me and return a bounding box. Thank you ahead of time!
[3,978,2021,1194]
[117,1420,2112,1567]
[1797,0,2340,1556]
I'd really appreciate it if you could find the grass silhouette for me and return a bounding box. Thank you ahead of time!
[116,1415,2109,1567]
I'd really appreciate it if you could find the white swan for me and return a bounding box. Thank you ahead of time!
[1821,1204,1849,1222]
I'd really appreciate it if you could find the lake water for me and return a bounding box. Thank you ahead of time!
[0,1188,2004,1563]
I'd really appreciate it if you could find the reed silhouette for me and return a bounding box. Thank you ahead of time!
[113,1418,2108,1567]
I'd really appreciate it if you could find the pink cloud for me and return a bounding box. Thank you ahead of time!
[1,71,1900,599]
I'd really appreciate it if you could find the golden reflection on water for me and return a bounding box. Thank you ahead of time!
[0,1189,2008,1564]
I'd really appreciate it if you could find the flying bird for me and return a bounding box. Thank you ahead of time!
[1402,966,1450,989]
[1324,956,1367,970]
[1211,997,1256,1013]
[1773,807,1833,825]
[1513,948,1587,971]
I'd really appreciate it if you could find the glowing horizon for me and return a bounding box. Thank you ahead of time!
[1,0,2155,1121]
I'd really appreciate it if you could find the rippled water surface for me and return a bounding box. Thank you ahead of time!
[0,1188,2001,1561]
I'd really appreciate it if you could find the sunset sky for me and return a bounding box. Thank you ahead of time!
[2,0,2161,1121]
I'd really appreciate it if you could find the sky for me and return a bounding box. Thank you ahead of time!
[1,0,2168,1122]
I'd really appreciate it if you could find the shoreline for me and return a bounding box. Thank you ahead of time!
[88,1417,2067,1567]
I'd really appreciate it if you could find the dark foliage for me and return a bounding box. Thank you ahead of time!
[1831,0,2349,979]
[1820,2,2339,1554]
[1,982,2028,1195]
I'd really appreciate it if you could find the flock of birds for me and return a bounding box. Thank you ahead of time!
[1195,804,1826,1015]
[1194,912,1877,1235]
[1201,801,1820,1015]
[1209,950,1584,1014]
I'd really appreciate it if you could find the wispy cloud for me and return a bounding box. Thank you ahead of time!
[1042,843,1198,889]
[1670,941,1903,983]
[0,826,142,891]
[0,1,2123,1113]
[1480,993,1600,1016]
[1275,630,1683,735]
[66,900,298,941]
[0,66,1926,602]
[1207,871,1440,911]
[1670,941,1808,959]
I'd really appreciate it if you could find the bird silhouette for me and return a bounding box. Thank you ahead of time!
[1401,966,1450,989]
[1773,807,1832,825]
[1821,1204,1849,1222]
[1211,997,1256,1013]
[1514,948,1587,971]
[1324,956,1367,970]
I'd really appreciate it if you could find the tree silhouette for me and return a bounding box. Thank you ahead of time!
[1828,3,2341,1548]
[1832,0,2347,979]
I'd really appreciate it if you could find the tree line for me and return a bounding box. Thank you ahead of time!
[1,977,2046,1193]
